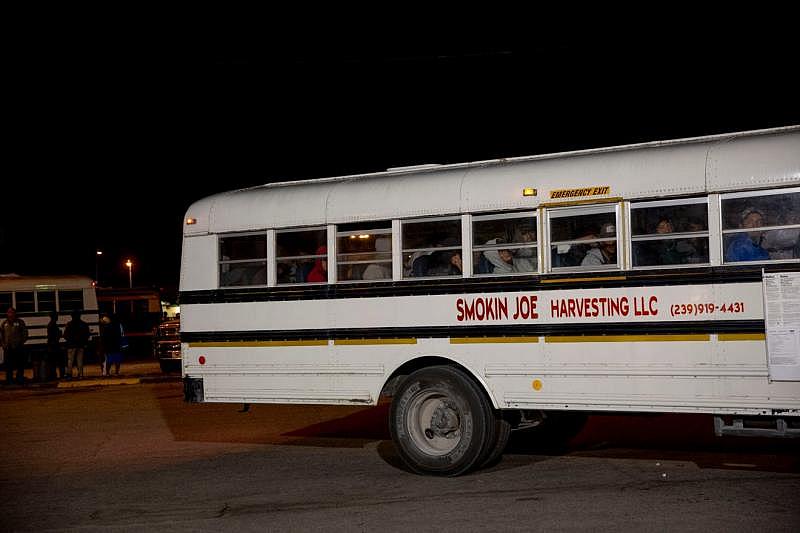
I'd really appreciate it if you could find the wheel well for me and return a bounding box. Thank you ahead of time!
[380,356,497,408]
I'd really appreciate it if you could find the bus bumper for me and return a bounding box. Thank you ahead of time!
[183,376,204,403]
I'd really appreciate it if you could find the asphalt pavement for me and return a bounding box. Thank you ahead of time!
[1,358,180,389]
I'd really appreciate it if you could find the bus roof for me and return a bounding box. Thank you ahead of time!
[0,274,95,291]
[184,126,800,235]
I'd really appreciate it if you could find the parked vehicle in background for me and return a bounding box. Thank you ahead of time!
[154,318,180,372]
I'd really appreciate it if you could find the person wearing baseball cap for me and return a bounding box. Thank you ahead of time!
[581,222,617,266]
[725,206,769,262]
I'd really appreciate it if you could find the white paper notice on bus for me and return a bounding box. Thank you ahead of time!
[763,271,800,381]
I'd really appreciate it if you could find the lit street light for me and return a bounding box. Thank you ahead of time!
[125,259,133,288]
[95,250,103,286]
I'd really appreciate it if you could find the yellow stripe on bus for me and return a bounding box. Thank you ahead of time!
[450,337,539,344]
[718,333,766,341]
[189,340,328,348]
[334,338,418,346]
[545,334,710,343]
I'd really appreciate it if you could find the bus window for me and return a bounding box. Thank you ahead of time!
[219,233,267,287]
[0,292,12,311]
[631,199,709,267]
[36,290,57,312]
[276,227,327,284]
[15,291,35,313]
[722,189,800,263]
[472,212,537,275]
[402,217,462,278]
[548,206,618,270]
[337,221,392,282]
[58,290,83,311]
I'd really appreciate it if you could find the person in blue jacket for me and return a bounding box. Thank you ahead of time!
[725,207,769,262]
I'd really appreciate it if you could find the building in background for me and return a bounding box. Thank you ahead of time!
[96,287,162,358]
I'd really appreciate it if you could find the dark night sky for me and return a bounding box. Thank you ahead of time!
[4,20,799,299]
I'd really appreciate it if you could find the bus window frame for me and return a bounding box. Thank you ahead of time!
[335,223,393,284]
[544,203,621,273]
[35,289,57,313]
[400,215,463,280]
[217,230,269,289]
[719,186,800,266]
[471,210,538,277]
[275,225,328,286]
[629,196,711,270]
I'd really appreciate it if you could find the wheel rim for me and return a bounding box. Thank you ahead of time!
[406,389,462,456]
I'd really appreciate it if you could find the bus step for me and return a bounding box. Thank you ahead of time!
[183,377,204,403]
[713,416,800,438]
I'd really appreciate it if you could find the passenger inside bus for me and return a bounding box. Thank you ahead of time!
[481,238,515,274]
[553,229,596,267]
[412,248,462,277]
[635,217,683,266]
[725,207,769,262]
[675,217,709,263]
[581,223,616,266]
[762,210,800,260]
[306,246,328,282]
[362,237,392,280]
[511,224,536,272]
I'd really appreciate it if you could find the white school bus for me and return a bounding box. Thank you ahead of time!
[0,274,100,361]
[180,126,800,475]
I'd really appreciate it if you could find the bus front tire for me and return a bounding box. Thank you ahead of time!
[389,365,497,476]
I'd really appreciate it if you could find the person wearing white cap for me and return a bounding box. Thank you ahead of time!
[581,222,617,266]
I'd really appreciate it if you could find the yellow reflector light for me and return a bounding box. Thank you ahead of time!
[523,188,537,197]
[186,217,197,225]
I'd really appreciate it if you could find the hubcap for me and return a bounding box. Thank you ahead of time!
[407,391,462,455]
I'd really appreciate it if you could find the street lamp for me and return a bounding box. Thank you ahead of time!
[125,259,133,288]
[95,250,103,286]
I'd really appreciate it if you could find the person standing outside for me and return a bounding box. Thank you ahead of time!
[1,307,28,385]
[99,314,123,376]
[46,311,64,380]
[63,311,90,379]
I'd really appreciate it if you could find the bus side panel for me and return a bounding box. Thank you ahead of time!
[183,344,346,404]
[180,235,218,292]
[488,338,798,416]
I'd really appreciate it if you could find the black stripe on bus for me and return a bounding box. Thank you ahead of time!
[181,320,764,343]
[179,264,798,305]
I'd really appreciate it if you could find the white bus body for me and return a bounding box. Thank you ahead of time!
[0,275,100,362]
[180,126,800,475]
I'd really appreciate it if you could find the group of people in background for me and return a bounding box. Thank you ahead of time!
[1,307,126,385]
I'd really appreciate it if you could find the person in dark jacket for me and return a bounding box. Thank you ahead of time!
[63,311,90,379]
[46,311,64,380]
[100,314,124,376]
[1,307,28,384]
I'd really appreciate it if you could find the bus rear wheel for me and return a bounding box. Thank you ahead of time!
[389,365,496,476]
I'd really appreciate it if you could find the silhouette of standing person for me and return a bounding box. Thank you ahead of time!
[63,311,90,379]
[100,314,124,376]
[46,311,63,380]
[1,307,28,385]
